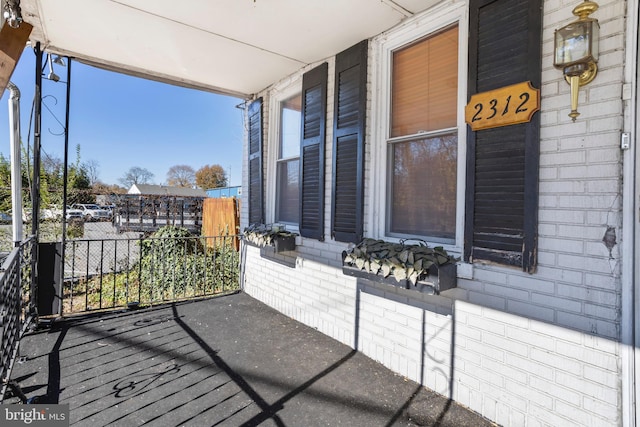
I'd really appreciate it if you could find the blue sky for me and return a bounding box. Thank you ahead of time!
[0,47,245,187]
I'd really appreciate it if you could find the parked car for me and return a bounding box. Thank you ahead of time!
[100,204,116,218]
[42,204,63,220]
[65,206,84,221]
[70,204,111,222]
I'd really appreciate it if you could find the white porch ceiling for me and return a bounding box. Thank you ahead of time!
[18,0,441,99]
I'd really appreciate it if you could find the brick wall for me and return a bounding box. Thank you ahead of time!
[241,0,628,425]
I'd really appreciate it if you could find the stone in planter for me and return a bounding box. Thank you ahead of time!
[243,224,298,253]
[341,260,456,295]
[340,238,459,295]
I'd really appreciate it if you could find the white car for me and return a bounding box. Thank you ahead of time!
[65,206,84,220]
[42,205,63,220]
[71,204,111,222]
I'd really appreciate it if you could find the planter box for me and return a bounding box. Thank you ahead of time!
[272,235,296,252]
[244,234,297,253]
[342,261,457,295]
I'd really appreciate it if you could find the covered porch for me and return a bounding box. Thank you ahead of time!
[6,292,491,426]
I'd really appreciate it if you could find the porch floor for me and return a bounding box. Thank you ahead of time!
[7,292,493,426]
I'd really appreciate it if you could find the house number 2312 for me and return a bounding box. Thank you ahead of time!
[464,81,540,131]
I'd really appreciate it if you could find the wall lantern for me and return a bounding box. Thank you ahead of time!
[553,0,599,121]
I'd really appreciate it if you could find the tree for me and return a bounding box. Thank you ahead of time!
[195,164,227,189]
[118,166,154,189]
[92,182,127,195]
[166,165,196,187]
[85,160,100,186]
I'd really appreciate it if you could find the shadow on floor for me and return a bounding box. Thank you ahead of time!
[7,293,494,427]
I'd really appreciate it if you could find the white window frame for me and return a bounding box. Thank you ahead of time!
[368,0,468,253]
[267,76,302,232]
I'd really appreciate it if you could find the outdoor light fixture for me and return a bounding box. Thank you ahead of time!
[46,53,61,82]
[53,55,66,67]
[553,0,600,121]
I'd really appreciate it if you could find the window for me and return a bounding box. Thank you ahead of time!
[372,2,466,249]
[388,24,460,244]
[276,93,301,225]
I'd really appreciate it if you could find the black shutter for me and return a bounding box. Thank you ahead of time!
[299,63,328,240]
[248,98,264,226]
[465,0,542,272]
[332,40,367,243]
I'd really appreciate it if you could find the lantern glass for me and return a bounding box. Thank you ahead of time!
[554,19,598,67]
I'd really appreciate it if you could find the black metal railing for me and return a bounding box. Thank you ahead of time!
[63,234,240,314]
[0,237,36,402]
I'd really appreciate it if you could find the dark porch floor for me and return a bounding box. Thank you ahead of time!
[6,292,494,427]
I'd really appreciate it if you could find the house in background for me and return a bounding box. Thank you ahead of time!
[206,185,242,198]
[127,183,207,198]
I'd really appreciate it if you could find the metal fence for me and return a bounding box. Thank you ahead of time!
[0,237,35,402]
[63,233,240,314]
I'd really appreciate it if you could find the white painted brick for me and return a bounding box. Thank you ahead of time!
[507,351,554,380]
[537,223,557,236]
[583,363,620,390]
[582,395,620,420]
[556,371,619,405]
[534,375,583,406]
[584,272,616,291]
[529,403,582,427]
[556,283,616,306]
[539,150,586,165]
[539,166,558,180]
[483,306,530,329]
[530,347,582,377]
[556,311,618,338]
[484,332,529,358]
[505,327,554,353]
[541,120,589,138]
[538,208,585,224]
[539,180,586,193]
[479,381,528,413]
[557,194,619,209]
[583,302,618,321]
[557,253,614,273]
[472,267,508,285]
[454,299,483,316]
[584,334,619,354]
[481,283,529,303]
[465,338,505,363]
[531,292,582,312]
[535,267,582,283]
[483,356,527,384]
[456,346,483,366]
[586,241,617,258]
[506,300,555,323]
[555,400,611,427]
[536,251,557,266]
[538,236,584,254]
[467,291,506,311]
[558,224,606,240]
[457,323,482,342]
[505,378,554,409]
[556,340,618,371]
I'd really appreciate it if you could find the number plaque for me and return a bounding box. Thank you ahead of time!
[465,81,540,131]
